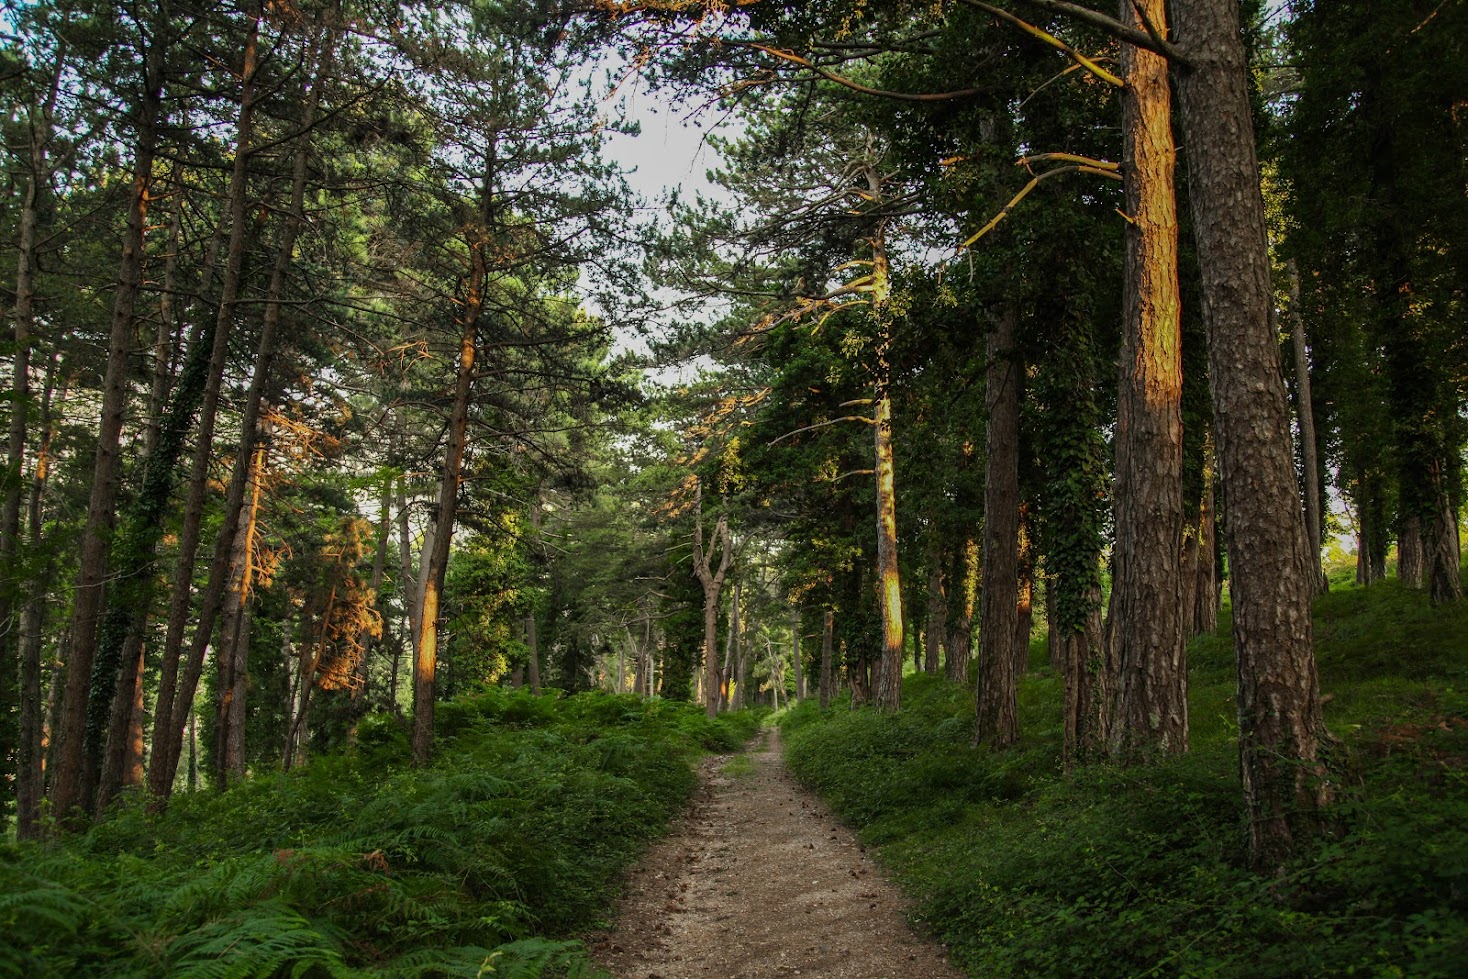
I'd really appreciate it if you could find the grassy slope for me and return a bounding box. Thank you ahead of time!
[782,577,1468,977]
[0,690,763,978]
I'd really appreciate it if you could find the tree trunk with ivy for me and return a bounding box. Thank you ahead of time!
[976,306,1020,748]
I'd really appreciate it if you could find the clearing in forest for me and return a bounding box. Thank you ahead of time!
[590,726,962,979]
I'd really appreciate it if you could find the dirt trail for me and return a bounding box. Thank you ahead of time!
[589,726,963,979]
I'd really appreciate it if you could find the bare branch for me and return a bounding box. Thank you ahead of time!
[769,415,876,446]
[956,0,1123,87]
[1014,0,1186,62]
[958,159,1121,252]
[740,42,988,102]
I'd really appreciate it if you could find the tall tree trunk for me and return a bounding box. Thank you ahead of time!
[1287,260,1328,595]
[120,644,146,790]
[848,652,871,707]
[525,612,542,696]
[50,32,167,824]
[15,356,60,840]
[1192,445,1221,634]
[924,541,946,676]
[145,171,186,460]
[397,478,419,671]
[286,586,337,770]
[819,610,834,708]
[727,583,744,709]
[872,375,904,711]
[946,536,978,685]
[94,300,223,811]
[150,21,312,801]
[1013,507,1034,678]
[1398,515,1425,587]
[1172,0,1332,868]
[149,11,267,798]
[1109,0,1188,760]
[1426,460,1462,605]
[789,607,803,701]
[216,443,265,784]
[413,311,478,766]
[866,196,904,712]
[977,307,1020,748]
[767,638,782,711]
[631,623,645,697]
[1061,577,1109,768]
[691,480,734,719]
[411,138,498,764]
[525,487,544,694]
[2,45,64,830]
[357,472,392,712]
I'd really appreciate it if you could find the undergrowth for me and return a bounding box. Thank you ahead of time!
[782,577,1468,977]
[0,689,764,978]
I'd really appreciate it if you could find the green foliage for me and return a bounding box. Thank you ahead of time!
[781,581,1468,976]
[0,689,761,977]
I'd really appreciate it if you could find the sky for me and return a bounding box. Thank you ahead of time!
[602,79,730,214]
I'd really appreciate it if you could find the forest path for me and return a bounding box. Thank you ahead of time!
[588,725,964,979]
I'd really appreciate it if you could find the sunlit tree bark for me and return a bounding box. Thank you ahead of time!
[1109,0,1188,759]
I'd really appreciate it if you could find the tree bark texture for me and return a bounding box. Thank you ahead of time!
[1398,515,1425,588]
[1426,462,1462,606]
[1172,0,1332,868]
[977,306,1020,748]
[1110,0,1189,759]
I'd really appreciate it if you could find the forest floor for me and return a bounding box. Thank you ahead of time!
[588,725,963,979]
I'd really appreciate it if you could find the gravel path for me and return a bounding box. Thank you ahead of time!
[588,726,963,979]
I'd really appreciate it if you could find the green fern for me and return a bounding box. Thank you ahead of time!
[164,902,351,979]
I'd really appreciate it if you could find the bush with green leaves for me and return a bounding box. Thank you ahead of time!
[1,689,763,977]
[782,577,1468,977]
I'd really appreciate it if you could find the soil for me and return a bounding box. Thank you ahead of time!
[588,726,964,979]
